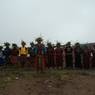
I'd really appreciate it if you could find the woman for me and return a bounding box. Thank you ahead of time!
[54,42,64,69]
[10,44,19,65]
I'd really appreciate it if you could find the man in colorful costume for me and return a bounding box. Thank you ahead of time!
[19,41,28,67]
[34,37,46,72]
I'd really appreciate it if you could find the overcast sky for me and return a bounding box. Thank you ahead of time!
[0,0,95,45]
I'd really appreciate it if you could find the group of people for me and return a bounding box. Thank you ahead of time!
[0,37,95,72]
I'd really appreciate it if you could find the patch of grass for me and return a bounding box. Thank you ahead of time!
[0,67,95,92]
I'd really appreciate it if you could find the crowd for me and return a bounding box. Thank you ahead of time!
[0,37,95,72]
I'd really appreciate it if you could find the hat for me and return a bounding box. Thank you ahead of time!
[75,42,80,47]
[4,42,10,47]
[66,42,71,46]
[35,37,43,42]
[21,41,26,45]
[30,42,34,46]
[12,43,17,47]
[56,42,61,46]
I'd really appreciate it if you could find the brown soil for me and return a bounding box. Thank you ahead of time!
[0,69,95,95]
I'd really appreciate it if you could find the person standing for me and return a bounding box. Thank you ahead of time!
[83,45,91,69]
[54,42,64,69]
[3,42,11,66]
[19,41,28,67]
[47,42,55,69]
[64,42,73,69]
[10,44,19,66]
[0,46,5,66]
[74,43,83,69]
[34,37,47,72]
[91,45,95,68]
[28,42,35,68]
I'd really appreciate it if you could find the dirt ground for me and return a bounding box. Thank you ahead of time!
[0,68,95,95]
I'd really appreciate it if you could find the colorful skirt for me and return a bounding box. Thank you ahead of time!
[10,55,18,64]
[35,55,46,70]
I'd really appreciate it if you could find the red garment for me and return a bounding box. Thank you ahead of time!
[83,49,91,69]
[35,44,46,71]
[47,47,55,68]
[10,56,18,64]
[10,48,19,64]
[92,50,95,68]
[35,55,45,71]
[54,48,63,68]
[11,49,19,56]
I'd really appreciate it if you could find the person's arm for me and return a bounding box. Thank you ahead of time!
[19,48,21,56]
[26,47,30,57]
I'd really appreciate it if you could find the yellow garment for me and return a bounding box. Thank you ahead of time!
[19,47,28,55]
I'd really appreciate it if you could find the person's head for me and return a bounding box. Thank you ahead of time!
[21,41,26,47]
[47,42,52,48]
[12,43,17,49]
[75,42,80,47]
[4,42,10,48]
[35,37,43,44]
[56,42,61,48]
[30,42,34,47]
[66,42,71,47]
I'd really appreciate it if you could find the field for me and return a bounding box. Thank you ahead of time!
[0,67,95,95]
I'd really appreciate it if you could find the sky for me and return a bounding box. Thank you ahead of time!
[0,0,95,45]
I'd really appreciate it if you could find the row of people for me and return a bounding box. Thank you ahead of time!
[0,37,95,72]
